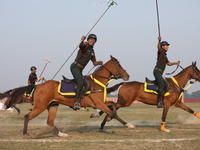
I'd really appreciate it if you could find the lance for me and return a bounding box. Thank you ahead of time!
[39,58,51,79]
[51,0,117,80]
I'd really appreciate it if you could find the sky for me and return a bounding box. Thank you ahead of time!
[0,0,200,93]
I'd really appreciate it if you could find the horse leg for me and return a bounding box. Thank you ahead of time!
[46,102,69,138]
[160,106,170,132]
[176,102,200,118]
[98,104,135,130]
[90,101,115,118]
[99,105,116,131]
[90,110,104,118]
[99,114,109,132]
[23,107,47,138]
[90,104,114,118]
[12,105,20,115]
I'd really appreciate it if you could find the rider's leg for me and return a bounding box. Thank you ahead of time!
[70,63,84,110]
[153,69,165,108]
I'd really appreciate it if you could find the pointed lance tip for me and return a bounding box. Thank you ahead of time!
[109,0,118,6]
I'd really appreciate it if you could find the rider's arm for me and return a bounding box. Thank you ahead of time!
[167,62,180,66]
[157,36,162,51]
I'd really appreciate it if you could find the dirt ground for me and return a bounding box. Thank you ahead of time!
[1,103,200,150]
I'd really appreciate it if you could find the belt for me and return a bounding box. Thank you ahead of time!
[154,68,164,72]
[73,61,85,69]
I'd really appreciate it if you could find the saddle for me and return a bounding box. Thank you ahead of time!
[58,76,91,98]
[144,77,170,96]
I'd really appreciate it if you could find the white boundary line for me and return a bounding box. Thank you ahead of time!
[0,138,197,143]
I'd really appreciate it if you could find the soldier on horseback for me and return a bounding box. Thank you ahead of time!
[71,34,103,110]
[28,66,44,85]
[153,37,180,108]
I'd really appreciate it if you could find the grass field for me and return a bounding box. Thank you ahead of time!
[1,103,200,150]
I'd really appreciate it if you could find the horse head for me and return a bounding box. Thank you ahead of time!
[190,61,200,82]
[108,55,130,81]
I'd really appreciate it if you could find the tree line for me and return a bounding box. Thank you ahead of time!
[108,90,200,99]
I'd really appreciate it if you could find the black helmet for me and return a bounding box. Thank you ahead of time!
[30,66,37,71]
[160,41,170,46]
[87,34,97,42]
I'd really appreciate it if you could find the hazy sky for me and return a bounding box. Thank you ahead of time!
[0,0,200,93]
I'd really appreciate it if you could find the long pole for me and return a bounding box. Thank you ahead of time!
[51,1,116,80]
[155,0,161,37]
[39,58,51,78]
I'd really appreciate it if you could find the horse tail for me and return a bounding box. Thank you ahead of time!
[107,82,123,94]
[0,90,11,100]
[6,85,35,109]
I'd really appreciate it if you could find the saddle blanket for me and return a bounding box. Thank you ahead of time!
[58,80,91,97]
[144,82,170,96]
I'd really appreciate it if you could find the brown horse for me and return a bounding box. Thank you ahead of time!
[91,62,200,132]
[6,55,131,138]
[0,88,34,114]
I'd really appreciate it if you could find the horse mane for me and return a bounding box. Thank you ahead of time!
[92,56,119,75]
[6,85,35,109]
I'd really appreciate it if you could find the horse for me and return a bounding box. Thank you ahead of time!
[0,88,34,114]
[91,62,200,132]
[5,55,132,138]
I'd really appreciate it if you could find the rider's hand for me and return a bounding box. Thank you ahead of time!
[81,36,86,41]
[98,61,103,65]
[158,36,162,41]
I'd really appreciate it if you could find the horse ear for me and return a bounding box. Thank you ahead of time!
[110,55,113,59]
[192,61,197,66]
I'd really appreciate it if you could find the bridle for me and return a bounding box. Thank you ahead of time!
[93,59,126,80]
[179,64,200,81]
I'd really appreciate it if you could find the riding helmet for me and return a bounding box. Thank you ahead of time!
[30,66,37,71]
[87,34,97,42]
[160,41,170,46]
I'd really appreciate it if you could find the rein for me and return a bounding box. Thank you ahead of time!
[166,62,180,75]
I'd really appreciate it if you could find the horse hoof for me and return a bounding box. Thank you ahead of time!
[163,129,170,132]
[125,123,135,128]
[99,129,103,132]
[58,131,69,137]
[90,113,95,118]
[161,129,170,133]
[90,113,100,118]
[23,134,32,139]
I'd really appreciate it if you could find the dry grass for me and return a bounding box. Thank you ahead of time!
[1,103,200,150]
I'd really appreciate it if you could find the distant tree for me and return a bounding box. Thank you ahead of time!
[184,90,200,98]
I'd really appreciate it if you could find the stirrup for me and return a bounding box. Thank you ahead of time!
[157,101,165,108]
[73,102,80,110]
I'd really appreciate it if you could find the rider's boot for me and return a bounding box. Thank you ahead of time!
[73,87,84,110]
[157,89,165,108]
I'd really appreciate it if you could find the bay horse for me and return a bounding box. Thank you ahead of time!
[5,55,132,138]
[91,62,200,132]
[0,88,34,114]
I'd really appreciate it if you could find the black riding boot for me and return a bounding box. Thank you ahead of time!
[157,89,165,108]
[73,87,84,110]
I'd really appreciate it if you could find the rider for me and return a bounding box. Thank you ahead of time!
[153,37,180,108]
[28,66,44,85]
[71,34,103,110]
